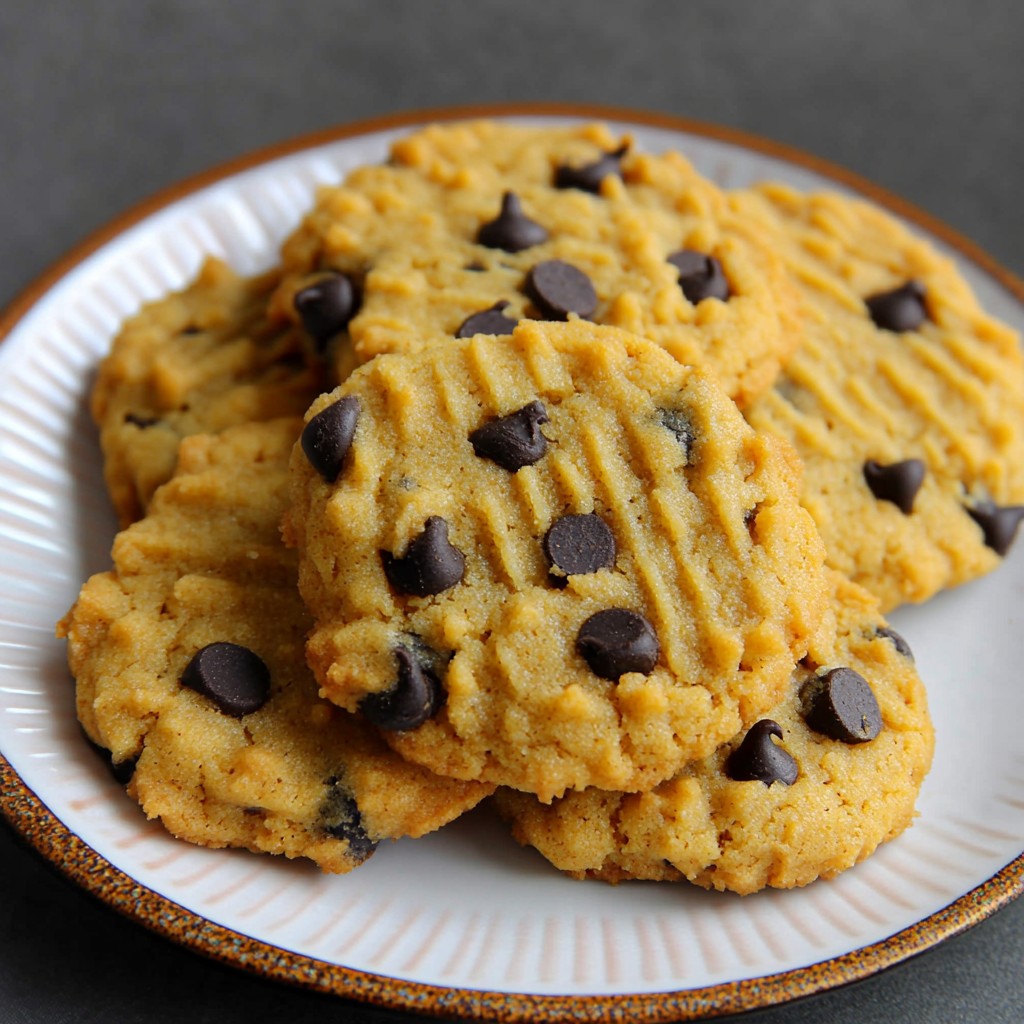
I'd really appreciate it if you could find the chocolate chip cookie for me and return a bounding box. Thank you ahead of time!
[59,418,491,872]
[736,184,1024,610]
[271,119,802,407]
[496,570,934,894]
[92,257,326,525]
[285,319,828,802]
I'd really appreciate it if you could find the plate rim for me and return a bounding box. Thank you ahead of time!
[4,751,1023,1022]
[1,101,1023,1023]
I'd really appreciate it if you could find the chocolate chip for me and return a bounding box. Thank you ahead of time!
[543,514,616,576]
[554,142,629,193]
[524,260,598,320]
[577,609,659,680]
[865,280,928,332]
[456,300,519,338]
[294,272,359,348]
[359,647,445,732]
[274,351,309,372]
[658,408,694,457]
[383,516,465,597]
[863,458,926,514]
[124,413,159,428]
[109,756,139,785]
[301,395,360,483]
[321,780,378,861]
[180,642,271,718]
[967,501,1024,556]
[725,720,799,786]
[875,626,914,661]
[667,250,730,303]
[469,400,549,471]
[476,192,549,253]
[83,732,138,785]
[801,667,882,743]
[400,632,449,676]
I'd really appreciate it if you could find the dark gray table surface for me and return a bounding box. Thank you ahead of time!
[2,2,1022,1021]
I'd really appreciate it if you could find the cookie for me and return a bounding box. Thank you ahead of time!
[271,119,802,407]
[495,570,934,894]
[58,418,491,873]
[92,257,327,526]
[735,184,1024,610]
[285,319,828,802]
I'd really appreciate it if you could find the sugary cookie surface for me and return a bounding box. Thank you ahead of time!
[285,319,828,801]
[736,184,1024,610]
[92,257,327,525]
[271,119,802,407]
[496,570,934,894]
[58,418,490,872]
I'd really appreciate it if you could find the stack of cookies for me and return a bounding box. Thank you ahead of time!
[60,120,1024,895]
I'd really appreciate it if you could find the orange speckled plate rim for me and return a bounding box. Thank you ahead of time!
[1,101,1022,1024]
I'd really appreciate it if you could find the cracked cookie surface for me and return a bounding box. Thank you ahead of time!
[737,184,1024,610]
[496,570,934,894]
[272,119,802,407]
[59,418,491,872]
[286,319,827,801]
[92,257,326,525]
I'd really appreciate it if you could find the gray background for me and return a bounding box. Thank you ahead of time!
[1,1,1022,1021]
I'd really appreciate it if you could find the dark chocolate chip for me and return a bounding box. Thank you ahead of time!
[301,395,360,483]
[543,514,616,576]
[359,646,445,732]
[382,516,465,597]
[725,720,798,786]
[967,501,1024,556]
[577,608,659,680]
[801,667,882,743]
[464,260,487,272]
[273,351,309,372]
[667,250,730,303]
[658,408,694,457]
[863,458,926,514]
[865,280,928,332]
[774,376,810,410]
[294,272,359,347]
[875,626,914,661]
[321,780,378,861]
[456,300,519,338]
[124,413,159,428]
[524,260,598,320]
[744,505,762,540]
[469,400,549,471]
[180,642,271,718]
[477,192,549,253]
[181,325,202,336]
[554,142,629,193]
[401,631,451,676]
[109,756,139,786]
[83,732,138,785]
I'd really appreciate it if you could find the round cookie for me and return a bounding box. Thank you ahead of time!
[735,184,1024,610]
[495,570,934,894]
[285,319,828,802]
[58,418,491,873]
[271,119,802,407]
[92,257,327,526]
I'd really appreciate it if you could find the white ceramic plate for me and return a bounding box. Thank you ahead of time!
[1,105,1023,1023]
